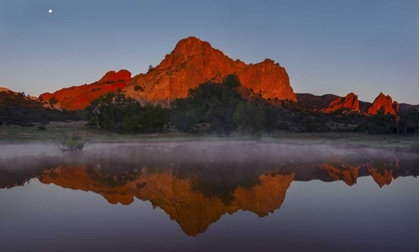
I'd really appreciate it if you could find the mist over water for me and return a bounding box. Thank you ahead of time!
[0,141,418,251]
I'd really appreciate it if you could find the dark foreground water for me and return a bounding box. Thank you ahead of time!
[0,142,418,252]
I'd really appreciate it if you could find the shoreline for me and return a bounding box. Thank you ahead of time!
[0,121,418,153]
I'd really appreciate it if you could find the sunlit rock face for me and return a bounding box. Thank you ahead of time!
[367,92,398,115]
[124,36,297,104]
[319,164,359,186]
[39,70,132,110]
[98,70,131,83]
[38,37,296,110]
[321,92,360,113]
[0,87,11,92]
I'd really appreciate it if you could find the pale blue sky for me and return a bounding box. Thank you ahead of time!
[0,0,418,104]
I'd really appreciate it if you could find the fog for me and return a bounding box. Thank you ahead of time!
[0,140,417,163]
[0,141,417,179]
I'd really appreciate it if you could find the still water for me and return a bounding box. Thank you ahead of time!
[0,142,418,252]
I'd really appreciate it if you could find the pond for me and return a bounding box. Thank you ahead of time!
[0,142,418,252]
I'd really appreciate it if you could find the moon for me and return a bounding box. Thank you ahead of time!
[48,9,53,13]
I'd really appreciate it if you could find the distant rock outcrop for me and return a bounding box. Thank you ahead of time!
[321,92,360,113]
[124,36,296,104]
[39,70,131,110]
[367,92,398,115]
[0,87,11,93]
[296,93,340,111]
[98,69,131,83]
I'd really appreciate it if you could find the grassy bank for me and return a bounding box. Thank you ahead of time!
[0,121,418,152]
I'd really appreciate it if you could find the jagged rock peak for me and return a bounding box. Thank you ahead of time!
[127,36,297,103]
[321,92,360,113]
[367,92,398,115]
[98,69,131,83]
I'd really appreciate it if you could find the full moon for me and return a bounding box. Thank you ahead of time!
[48,9,52,13]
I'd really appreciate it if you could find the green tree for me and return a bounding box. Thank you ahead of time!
[263,104,279,135]
[49,97,58,105]
[398,109,419,134]
[188,74,243,136]
[123,104,168,133]
[170,98,201,132]
[85,92,137,132]
[170,74,244,136]
[233,101,264,139]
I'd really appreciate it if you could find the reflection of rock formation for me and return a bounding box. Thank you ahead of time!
[39,167,294,236]
[1,144,417,236]
[40,166,135,205]
[129,172,227,236]
[367,167,393,188]
[229,174,295,217]
[320,164,359,186]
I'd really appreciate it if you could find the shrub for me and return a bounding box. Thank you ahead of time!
[49,97,58,105]
[57,133,85,153]
[37,125,46,130]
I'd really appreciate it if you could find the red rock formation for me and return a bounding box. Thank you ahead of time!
[37,37,295,110]
[125,36,296,104]
[367,93,398,115]
[39,70,131,110]
[0,87,11,93]
[321,92,360,113]
[98,69,131,83]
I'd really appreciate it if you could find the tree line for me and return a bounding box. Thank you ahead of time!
[83,74,418,136]
[84,74,278,139]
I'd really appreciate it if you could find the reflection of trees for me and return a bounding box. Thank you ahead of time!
[0,144,418,192]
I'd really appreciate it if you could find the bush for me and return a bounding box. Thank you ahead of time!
[37,125,46,130]
[57,133,85,152]
[49,97,58,105]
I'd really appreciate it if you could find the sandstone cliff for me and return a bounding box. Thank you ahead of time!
[367,92,398,115]
[39,70,131,110]
[38,37,296,110]
[125,36,296,104]
[321,92,360,113]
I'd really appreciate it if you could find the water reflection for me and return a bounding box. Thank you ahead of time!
[0,142,418,236]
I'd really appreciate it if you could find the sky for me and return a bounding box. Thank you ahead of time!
[0,0,418,104]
